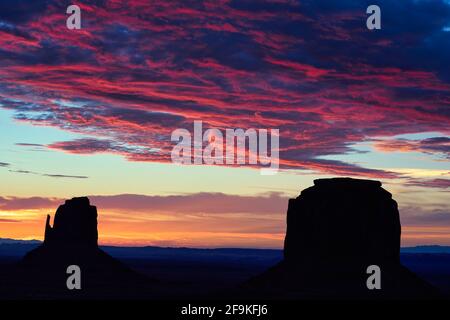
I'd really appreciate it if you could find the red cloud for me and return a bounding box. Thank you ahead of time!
[0,0,449,180]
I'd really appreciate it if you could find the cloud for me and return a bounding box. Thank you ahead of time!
[0,0,449,179]
[15,143,44,147]
[41,174,88,179]
[375,137,450,159]
[405,178,450,189]
[401,208,450,226]
[0,162,10,167]
[90,192,289,214]
[0,193,289,215]
[0,219,20,223]
[8,169,88,179]
[47,138,164,162]
[0,196,59,211]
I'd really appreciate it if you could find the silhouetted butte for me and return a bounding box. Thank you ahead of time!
[244,178,440,299]
[8,197,157,299]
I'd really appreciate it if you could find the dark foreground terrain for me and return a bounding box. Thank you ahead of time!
[1,242,449,298]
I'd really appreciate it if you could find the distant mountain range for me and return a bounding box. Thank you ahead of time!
[1,238,450,259]
[0,238,41,245]
[401,245,450,254]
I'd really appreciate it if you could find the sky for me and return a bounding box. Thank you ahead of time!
[0,0,449,248]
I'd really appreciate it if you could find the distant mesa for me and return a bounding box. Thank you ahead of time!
[244,177,441,299]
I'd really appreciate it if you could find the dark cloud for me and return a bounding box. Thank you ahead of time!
[41,174,88,179]
[9,169,88,179]
[15,143,44,147]
[405,178,450,189]
[420,137,450,155]
[375,137,450,159]
[0,0,50,24]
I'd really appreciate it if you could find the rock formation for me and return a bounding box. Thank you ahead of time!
[284,178,400,264]
[44,197,98,248]
[13,197,156,299]
[244,178,440,299]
